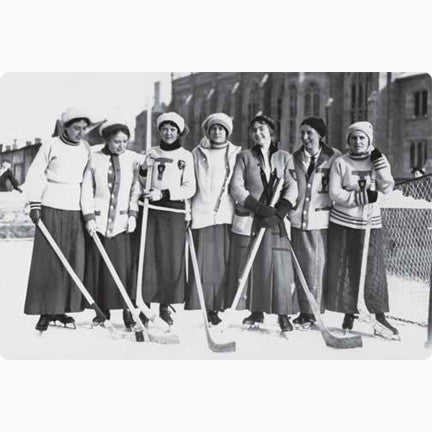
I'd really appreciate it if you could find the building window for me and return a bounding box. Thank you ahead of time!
[304,83,320,117]
[414,90,428,117]
[410,141,428,169]
[289,84,297,146]
[350,73,371,122]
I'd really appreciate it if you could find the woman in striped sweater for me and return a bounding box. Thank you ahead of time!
[325,121,399,337]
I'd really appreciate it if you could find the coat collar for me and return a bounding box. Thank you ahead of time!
[294,143,335,165]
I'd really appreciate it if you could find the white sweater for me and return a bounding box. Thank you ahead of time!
[25,136,90,211]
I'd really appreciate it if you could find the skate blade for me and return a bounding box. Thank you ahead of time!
[373,330,401,341]
[343,329,352,336]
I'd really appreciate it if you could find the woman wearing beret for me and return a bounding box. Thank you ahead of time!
[228,115,299,332]
[81,122,140,329]
[289,117,341,329]
[24,108,92,332]
[139,112,196,326]
[325,121,399,337]
[185,113,241,325]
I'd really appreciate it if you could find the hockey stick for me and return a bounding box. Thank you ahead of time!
[356,198,398,340]
[92,232,179,344]
[285,231,362,349]
[186,228,236,352]
[37,220,123,340]
[220,177,284,331]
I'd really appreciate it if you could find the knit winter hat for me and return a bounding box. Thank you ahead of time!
[100,121,130,140]
[202,113,233,137]
[157,112,186,134]
[249,114,275,131]
[61,107,91,126]
[346,121,374,146]
[300,117,327,138]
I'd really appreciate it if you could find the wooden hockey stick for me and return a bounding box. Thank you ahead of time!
[37,220,123,340]
[92,232,179,344]
[286,233,363,349]
[357,200,398,340]
[186,228,236,352]
[220,177,284,331]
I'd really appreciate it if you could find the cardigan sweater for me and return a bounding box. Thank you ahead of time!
[80,147,141,238]
[229,146,298,236]
[329,150,394,229]
[289,144,341,230]
[191,140,241,229]
[25,136,90,211]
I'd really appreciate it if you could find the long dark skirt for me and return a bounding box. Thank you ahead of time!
[226,225,298,315]
[24,206,85,315]
[185,224,231,311]
[291,228,327,314]
[325,222,389,314]
[84,231,133,311]
[141,208,186,304]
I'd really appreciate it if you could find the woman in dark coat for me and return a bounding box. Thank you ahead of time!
[227,115,299,332]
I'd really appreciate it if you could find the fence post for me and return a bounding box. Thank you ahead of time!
[426,265,432,348]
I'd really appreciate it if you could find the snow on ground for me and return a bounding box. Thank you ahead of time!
[0,239,430,360]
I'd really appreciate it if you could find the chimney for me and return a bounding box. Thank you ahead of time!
[6,145,11,151]
[35,138,42,144]
[26,141,32,146]
[154,81,161,108]
[0,144,3,152]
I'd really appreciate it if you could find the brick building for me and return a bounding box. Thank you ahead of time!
[169,72,432,180]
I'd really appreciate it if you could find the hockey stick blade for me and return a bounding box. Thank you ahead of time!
[205,325,236,353]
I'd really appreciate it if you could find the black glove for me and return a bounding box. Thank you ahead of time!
[244,195,276,217]
[274,199,292,220]
[367,189,378,203]
[259,215,280,228]
[370,148,383,162]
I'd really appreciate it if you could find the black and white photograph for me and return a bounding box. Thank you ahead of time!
[1,71,431,360]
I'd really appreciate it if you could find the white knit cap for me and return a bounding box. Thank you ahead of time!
[346,121,374,146]
[202,113,233,137]
[61,107,91,126]
[157,112,185,134]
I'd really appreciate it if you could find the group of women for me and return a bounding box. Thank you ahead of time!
[23,106,399,339]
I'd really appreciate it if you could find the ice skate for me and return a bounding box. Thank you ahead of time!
[207,310,222,326]
[342,313,356,335]
[293,313,315,330]
[123,309,136,331]
[52,314,76,329]
[159,304,174,326]
[242,311,264,329]
[35,315,51,334]
[374,313,401,341]
[92,310,110,327]
[278,315,293,333]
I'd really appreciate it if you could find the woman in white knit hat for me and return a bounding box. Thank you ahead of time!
[138,112,196,326]
[184,113,240,325]
[81,122,141,330]
[24,107,92,332]
[325,121,399,338]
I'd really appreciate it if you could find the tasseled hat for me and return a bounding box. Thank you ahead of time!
[202,113,233,137]
[300,117,327,138]
[157,112,186,135]
[61,107,91,126]
[346,121,374,146]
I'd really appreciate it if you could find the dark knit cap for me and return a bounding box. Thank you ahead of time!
[300,117,327,138]
[249,114,275,131]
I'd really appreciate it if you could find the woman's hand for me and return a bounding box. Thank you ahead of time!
[86,220,97,236]
[143,189,163,202]
[127,216,137,233]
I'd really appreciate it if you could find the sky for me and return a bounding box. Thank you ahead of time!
[0,72,172,147]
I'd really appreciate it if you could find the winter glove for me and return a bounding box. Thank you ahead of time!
[127,216,137,233]
[244,195,276,217]
[259,215,280,228]
[274,199,292,220]
[86,219,97,236]
[370,148,383,162]
[143,188,163,202]
[29,202,41,224]
[366,189,378,203]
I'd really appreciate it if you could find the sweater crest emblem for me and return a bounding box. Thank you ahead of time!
[177,160,186,170]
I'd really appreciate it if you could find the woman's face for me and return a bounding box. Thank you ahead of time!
[107,131,129,155]
[209,124,227,144]
[160,123,179,145]
[250,121,272,147]
[300,125,321,154]
[64,119,88,142]
[348,130,370,154]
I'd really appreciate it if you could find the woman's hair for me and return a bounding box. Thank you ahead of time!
[63,117,91,129]
[159,120,181,135]
[102,124,130,141]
